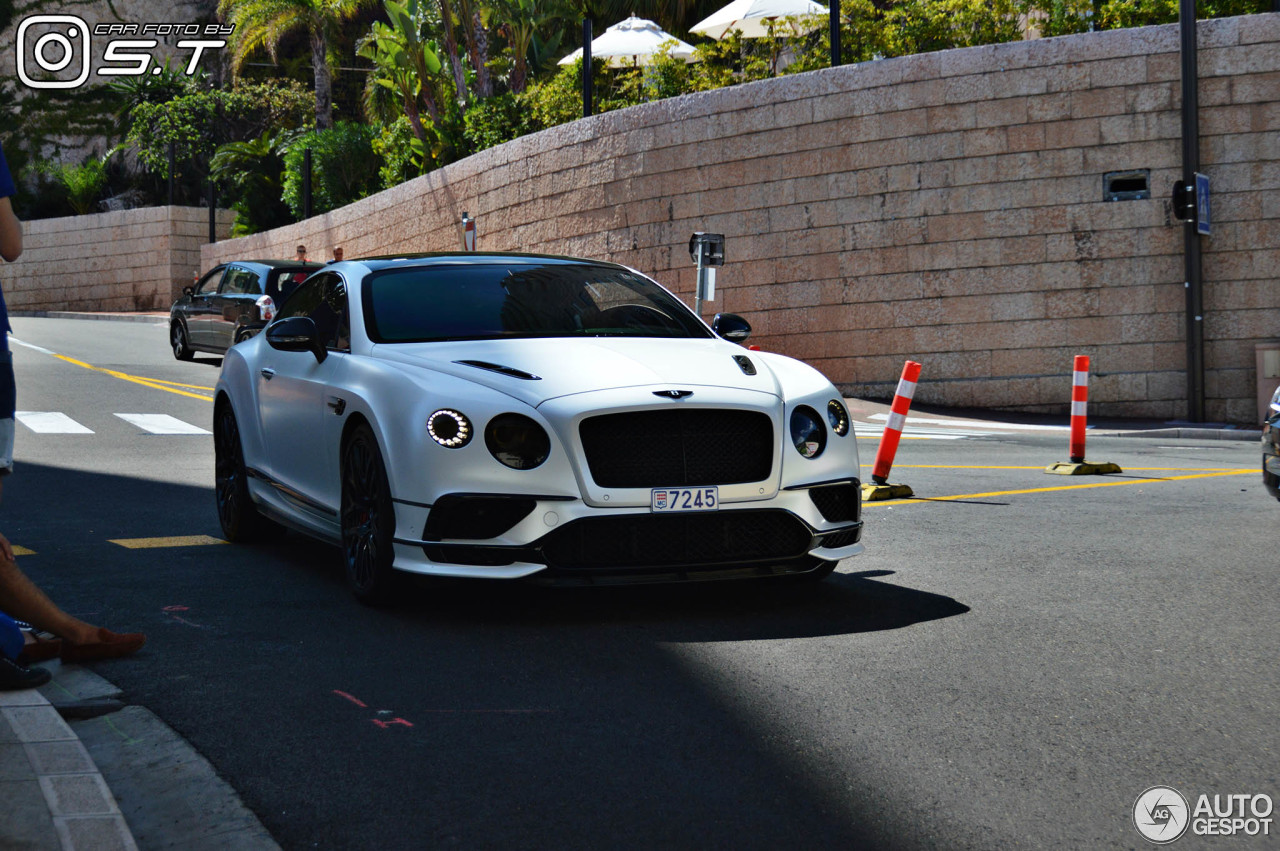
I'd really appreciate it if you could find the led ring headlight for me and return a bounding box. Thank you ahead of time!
[427,409,473,448]
[827,399,850,436]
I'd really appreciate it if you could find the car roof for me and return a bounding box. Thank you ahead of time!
[353,252,628,273]
[230,260,325,271]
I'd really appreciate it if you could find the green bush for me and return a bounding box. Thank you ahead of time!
[281,122,381,218]
[464,92,541,153]
[372,116,427,189]
[125,79,312,182]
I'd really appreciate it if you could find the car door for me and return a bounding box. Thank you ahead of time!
[212,265,259,350]
[185,266,227,347]
[255,272,351,520]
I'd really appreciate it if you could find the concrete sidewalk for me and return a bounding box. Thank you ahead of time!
[2,659,279,851]
[1,673,137,851]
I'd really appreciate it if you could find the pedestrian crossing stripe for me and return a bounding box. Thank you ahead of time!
[15,411,94,434]
[16,412,210,435]
[114,414,211,435]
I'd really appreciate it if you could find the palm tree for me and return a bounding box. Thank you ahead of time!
[217,0,369,129]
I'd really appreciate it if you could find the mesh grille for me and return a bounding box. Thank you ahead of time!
[817,528,861,549]
[808,483,862,523]
[539,510,812,570]
[579,409,773,488]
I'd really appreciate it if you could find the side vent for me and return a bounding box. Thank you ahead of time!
[454,360,541,381]
[733,355,757,376]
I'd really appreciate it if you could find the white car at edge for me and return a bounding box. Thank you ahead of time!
[213,253,864,603]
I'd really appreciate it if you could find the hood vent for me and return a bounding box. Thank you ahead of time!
[733,355,757,376]
[454,360,542,381]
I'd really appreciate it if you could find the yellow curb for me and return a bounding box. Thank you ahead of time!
[862,482,914,501]
[1045,461,1123,475]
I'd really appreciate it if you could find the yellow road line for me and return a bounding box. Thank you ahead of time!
[864,469,1253,507]
[109,535,228,549]
[12,546,36,556]
[889,464,1247,472]
[52,355,215,402]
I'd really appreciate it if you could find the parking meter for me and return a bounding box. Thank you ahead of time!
[689,233,724,316]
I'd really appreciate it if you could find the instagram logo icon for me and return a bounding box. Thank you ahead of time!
[16,15,91,89]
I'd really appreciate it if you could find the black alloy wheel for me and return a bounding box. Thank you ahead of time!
[172,320,194,360]
[214,402,271,541]
[341,424,398,605]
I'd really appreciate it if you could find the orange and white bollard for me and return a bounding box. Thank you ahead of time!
[863,360,921,500]
[1046,355,1122,475]
[1069,354,1089,463]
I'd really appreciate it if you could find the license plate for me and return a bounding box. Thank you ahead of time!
[650,487,719,512]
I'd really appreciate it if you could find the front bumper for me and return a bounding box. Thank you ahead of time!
[390,479,864,582]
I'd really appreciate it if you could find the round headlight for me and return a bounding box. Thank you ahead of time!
[790,406,826,459]
[427,409,473,448]
[827,399,850,436]
[485,413,551,470]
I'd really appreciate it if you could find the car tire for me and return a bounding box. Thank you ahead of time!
[172,321,194,360]
[233,327,254,346]
[214,401,274,542]
[341,424,399,606]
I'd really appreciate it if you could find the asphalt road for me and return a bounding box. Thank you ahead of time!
[4,316,1276,850]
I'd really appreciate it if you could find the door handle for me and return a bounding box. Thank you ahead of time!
[260,368,275,380]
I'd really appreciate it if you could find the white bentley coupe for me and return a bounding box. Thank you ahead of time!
[213,253,863,603]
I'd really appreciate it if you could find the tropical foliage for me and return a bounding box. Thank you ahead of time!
[280,122,382,216]
[217,0,372,129]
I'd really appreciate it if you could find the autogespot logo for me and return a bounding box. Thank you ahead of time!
[1134,786,1191,844]
[16,14,232,90]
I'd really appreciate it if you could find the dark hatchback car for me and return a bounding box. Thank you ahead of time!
[1264,385,1280,501]
[171,260,322,359]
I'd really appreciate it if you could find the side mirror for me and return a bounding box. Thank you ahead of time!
[266,316,327,363]
[711,312,751,344]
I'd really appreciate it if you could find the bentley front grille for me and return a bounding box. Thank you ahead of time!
[578,409,773,488]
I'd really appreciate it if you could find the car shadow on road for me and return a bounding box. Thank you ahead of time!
[5,462,964,850]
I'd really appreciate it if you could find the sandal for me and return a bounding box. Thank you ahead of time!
[17,631,62,665]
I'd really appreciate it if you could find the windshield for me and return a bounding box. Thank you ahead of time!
[362,262,712,343]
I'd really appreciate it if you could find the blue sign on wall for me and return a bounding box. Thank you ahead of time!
[1195,172,1210,236]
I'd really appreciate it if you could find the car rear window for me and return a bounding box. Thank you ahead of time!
[362,263,712,343]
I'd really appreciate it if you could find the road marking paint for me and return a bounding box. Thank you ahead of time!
[16,411,94,434]
[334,690,369,708]
[115,413,211,435]
[53,354,215,401]
[109,535,227,549]
[8,338,56,355]
[10,337,217,401]
[863,469,1253,507]
[868,413,1069,431]
[12,546,35,556]
[890,464,1247,472]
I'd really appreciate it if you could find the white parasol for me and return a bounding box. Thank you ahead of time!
[690,0,829,40]
[559,15,698,67]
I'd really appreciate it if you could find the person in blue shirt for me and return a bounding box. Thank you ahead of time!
[0,143,145,690]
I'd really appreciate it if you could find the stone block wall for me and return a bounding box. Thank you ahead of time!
[203,14,1280,423]
[2,206,235,312]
